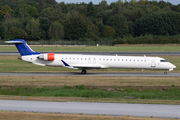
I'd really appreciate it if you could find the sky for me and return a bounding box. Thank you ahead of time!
[55,0,179,5]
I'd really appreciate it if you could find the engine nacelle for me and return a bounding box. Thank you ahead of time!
[38,53,55,61]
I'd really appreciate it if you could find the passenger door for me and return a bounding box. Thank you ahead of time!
[93,58,96,64]
[151,59,156,67]
[88,58,91,64]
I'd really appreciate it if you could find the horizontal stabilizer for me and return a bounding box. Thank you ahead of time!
[32,62,46,66]
[5,41,24,44]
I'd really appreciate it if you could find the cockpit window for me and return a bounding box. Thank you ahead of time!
[160,60,168,62]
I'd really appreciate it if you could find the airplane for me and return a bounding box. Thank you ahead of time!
[5,39,176,75]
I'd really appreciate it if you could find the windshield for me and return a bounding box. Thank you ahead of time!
[160,60,168,62]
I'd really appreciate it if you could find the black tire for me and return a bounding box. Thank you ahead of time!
[81,70,86,74]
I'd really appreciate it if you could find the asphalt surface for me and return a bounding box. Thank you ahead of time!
[0,72,180,77]
[1,51,180,56]
[0,100,180,118]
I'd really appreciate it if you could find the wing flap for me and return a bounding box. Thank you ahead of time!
[73,65,101,69]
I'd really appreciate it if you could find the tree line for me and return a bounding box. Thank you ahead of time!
[1,0,180,44]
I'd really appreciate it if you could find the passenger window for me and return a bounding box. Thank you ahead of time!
[114,59,116,61]
[118,59,120,61]
[110,59,112,61]
[81,58,83,60]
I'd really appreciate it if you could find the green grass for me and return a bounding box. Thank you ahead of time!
[0,85,179,100]
[0,45,180,52]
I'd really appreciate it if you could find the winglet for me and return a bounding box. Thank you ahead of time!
[61,60,70,66]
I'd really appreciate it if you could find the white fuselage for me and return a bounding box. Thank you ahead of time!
[21,54,176,71]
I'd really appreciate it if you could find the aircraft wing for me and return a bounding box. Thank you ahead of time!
[73,65,101,69]
[61,60,101,69]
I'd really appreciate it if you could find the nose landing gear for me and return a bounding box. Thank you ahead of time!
[81,69,87,74]
[164,70,167,75]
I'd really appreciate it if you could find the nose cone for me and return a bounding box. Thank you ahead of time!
[170,63,176,69]
[172,64,176,69]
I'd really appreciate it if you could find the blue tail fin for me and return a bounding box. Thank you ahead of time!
[5,39,40,56]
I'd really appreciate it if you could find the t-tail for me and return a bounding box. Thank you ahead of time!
[5,39,40,56]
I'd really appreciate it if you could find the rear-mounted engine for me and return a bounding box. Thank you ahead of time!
[38,53,55,61]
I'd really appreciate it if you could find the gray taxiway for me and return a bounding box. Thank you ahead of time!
[1,51,180,56]
[0,72,180,77]
[0,100,180,119]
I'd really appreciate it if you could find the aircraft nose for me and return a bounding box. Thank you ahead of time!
[171,64,176,69]
[173,65,176,69]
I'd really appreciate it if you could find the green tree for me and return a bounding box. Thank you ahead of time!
[107,14,129,38]
[134,11,180,36]
[26,19,41,40]
[49,22,64,40]
[64,15,88,40]
[175,6,180,12]
[2,18,20,29]
[0,5,13,15]
[59,2,68,14]
[45,0,57,4]
[102,26,115,38]
[123,6,142,22]
[14,4,39,18]
[85,2,96,17]
[85,20,100,40]
[10,27,27,39]
[2,26,10,40]
[96,22,104,37]
[99,0,107,6]
[0,5,13,20]
[1,18,22,40]
[39,6,62,22]
[0,10,4,20]
[127,21,134,36]
[38,17,51,39]
[19,18,31,30]
[158,1,168,9]
[111,2,124,15]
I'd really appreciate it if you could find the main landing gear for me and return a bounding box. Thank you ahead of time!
[164,70,167,75]
[81,69,87,74]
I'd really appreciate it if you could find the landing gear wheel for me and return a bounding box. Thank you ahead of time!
[81,70,87,74]
[164,70,167,75]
